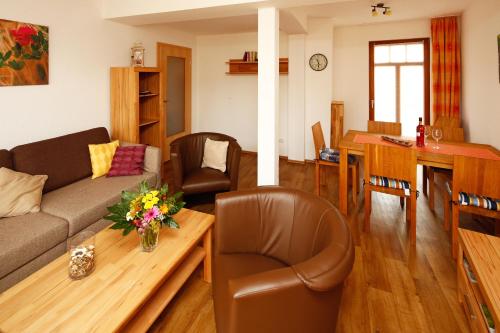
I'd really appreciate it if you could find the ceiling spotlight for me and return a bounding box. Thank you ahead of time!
[371,3,392,16]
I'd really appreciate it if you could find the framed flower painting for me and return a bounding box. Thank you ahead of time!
[0,19,49,86]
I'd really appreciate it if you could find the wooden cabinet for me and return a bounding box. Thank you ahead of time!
[110,67,163,154]
[457,229,499,333]
[225,58,289,75]
[330,101,344,149]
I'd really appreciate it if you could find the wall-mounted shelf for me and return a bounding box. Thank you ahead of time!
[226,58,288,75]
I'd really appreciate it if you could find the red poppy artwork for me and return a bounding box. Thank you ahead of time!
[0,19,49,86]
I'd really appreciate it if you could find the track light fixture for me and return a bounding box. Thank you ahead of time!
[371,3,392,16]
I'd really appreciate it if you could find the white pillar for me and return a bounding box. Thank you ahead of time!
[287,34,306,162]
[258,7,280,186]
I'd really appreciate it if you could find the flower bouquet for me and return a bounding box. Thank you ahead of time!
[104,181,184,252]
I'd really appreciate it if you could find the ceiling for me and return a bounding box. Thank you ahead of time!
[134,0,474,35]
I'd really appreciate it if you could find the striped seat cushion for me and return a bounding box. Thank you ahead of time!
[370,176,410,190]
[319,148,356,164]
[458,192,500,211]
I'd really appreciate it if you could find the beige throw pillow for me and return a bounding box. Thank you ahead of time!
[0,167,48,218]
[201,138,229,173]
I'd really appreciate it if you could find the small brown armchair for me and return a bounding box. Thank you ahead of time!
[213,187,355,333]
[170,132,241,196]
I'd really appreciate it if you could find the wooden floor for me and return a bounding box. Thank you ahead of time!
[151,153,495,333]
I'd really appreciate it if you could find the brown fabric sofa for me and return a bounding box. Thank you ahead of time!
[213,187,355,333]
[0,128,162,292]
[170,132,241,196]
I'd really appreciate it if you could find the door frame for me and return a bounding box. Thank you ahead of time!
[368,38,430,125]
[157,42,192,162]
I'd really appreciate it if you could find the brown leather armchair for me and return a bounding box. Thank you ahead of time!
[170,133,241,196]
[213,187,355,333]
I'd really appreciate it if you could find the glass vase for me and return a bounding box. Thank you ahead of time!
[138,227,159,252]
[68,231,96,280]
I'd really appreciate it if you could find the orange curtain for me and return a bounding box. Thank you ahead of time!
[431,16,461,122]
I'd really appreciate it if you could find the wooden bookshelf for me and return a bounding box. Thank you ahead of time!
[110,67,163,153]
[226,58,288,75]
[457,229,499,333]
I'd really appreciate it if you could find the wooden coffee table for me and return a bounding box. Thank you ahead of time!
[0,208,214,333]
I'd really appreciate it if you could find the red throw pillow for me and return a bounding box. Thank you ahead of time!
[107,145,146,177]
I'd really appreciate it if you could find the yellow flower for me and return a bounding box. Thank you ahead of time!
[151,197,159,205]
[150,190,159,197]
[160,204,169,214]
[144,201,154,210]
[142,193,154,203]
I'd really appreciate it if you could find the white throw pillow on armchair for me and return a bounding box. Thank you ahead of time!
[201,138,229,173]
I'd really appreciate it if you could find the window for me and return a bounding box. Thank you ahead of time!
[369,39,430,137]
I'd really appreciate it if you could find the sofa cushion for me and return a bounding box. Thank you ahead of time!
[0,212,68,279]
[202,138,229,173]
[108,145,146,177]
[41,172,157,236]
[182,168,231,195]
[0,168,48,218]
[11,127,110,193]
[0,150,13,169]
[88,140,120,179]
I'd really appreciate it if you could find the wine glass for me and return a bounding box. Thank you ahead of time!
[432,127,443,149]
[424,126,431,146]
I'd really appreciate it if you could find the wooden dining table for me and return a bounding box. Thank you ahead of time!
[338,130,500,215]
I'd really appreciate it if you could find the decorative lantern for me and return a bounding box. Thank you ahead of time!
[131,42,145,67]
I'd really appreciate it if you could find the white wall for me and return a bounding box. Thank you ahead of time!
[304,18,333,160]
[332,19,430,134]
[287,34,306,161]
[462,0,500,149]
[194,31,289,154]
[0,0,195,149]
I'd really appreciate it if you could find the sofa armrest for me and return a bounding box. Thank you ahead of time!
[120,142,162,187]
[226,141,241,191]
[293,209,354,291]
[169,144,184,192]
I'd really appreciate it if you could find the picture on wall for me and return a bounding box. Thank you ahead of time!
[0,19,48,86]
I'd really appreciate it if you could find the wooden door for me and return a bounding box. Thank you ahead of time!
[157,42,192,162]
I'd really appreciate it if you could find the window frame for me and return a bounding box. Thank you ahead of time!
[368,38,430,125]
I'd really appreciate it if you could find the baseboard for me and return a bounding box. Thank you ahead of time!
[241,150,313,165]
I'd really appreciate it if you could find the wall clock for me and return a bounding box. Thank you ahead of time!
[309,53,328,71]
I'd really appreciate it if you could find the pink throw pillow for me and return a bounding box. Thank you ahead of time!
[107,145,146,177]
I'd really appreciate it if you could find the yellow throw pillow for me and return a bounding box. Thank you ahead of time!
[0,167,48,218]
[88,140,119,179]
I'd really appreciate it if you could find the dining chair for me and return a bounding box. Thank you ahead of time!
[367,120,402,136]
[367,120,405,209]
[449,155,500,258]
[426,126,465,213]
[312,122,359,206]
[434,116,461,129]
[364,143,418,244]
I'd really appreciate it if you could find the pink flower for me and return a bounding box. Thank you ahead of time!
[143,206,160,222]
